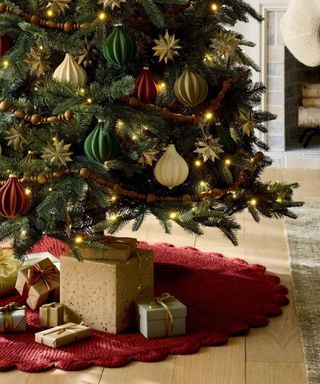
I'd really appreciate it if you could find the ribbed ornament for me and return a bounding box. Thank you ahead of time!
[0,35,11,57]
[134,67,158,103]
[103,24,136,66]
[0,175,30,218]
[174,68,208,108]
[53,53,87,87]
[84,121,120,163]
[154,144,189,189]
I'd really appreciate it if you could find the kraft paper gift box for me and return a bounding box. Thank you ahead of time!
[39,302,64,328]
[15,258,60,310]
[35,322,91,348]
[71,235,137,262]
[137,294,187,339]
[0,302,26,332]
[61,248,153,333]
[0,248,21,298]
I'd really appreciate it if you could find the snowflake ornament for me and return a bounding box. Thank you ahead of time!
[47,0,71,14]
[97,0,127,10]
[194,137,224,163]
[153,30,181,64]
[42,139,73,167]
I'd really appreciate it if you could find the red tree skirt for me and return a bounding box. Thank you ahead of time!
[0,238,289,372]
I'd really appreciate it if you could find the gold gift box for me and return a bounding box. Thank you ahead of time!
[0,248,21,298]
[69,235,137,262]
[15,258,60,310]
[0,302,26,332]
[39,302,64,328]
[35,322,91,348]
[61,248,153,334]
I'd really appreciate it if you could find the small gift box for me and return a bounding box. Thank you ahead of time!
[0,247,21,298]
[137,293,187,339]
[15,258,60,310]
[39,302,64,328]
[0,302,26,332]
[73,235,137,261]
[35,322,91,348]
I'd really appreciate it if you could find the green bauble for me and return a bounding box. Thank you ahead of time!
[84,122,120,163]
[216,125,237,154]
[103,24,136,66]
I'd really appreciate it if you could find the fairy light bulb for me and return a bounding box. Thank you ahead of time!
[3,60,9,68]
[211,2,219,12]
[21,229,27,236]
[74,235,84,244]
[48,187,53,192]
[110,214,118,222]
[79,88,85,95]
[225,158,232,166]
[249,198,257,206]
[131,133,138,141]
[111,195,117,202]
[204,112,214,121]
[25,188,32,196]
[86,97,93,104]
[276,197,283,203]
[169,212,177,219]
[98,11,108,21]
[200,181,206,187]
[46,8,55,18]
[194,159,202,167]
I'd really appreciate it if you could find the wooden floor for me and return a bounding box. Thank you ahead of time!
[1,169,318,384]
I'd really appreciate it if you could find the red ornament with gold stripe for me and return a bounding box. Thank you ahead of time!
[134,67,158,104]
[0,175,30,218]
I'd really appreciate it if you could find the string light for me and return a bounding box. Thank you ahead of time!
[169,212,178,219]
[158,82,167,91]
[34,87,38,91]
[249,198,257,207]
[3,60,9,68]
[276,197,283,203]
[204,112,214,121]
[211,2,219,12]
[116,120,125,129]
[52,136,57,142]
[203,53,213,62]
[109,214,118,222]
[111,195,117,202]
[21,229,27,236]
[79,88,85,95]
[48,187,53,192]
[131,133,138,141]
[86,97,93,104]
[74,235,84,244]
[46,8,55,18]
[194,159,202,167]
[98,11,108,21]
[39,45,44,51]
[199,181,206,187]
[25,188,32,196]
[225,158,232,166]
[142,125,149,131]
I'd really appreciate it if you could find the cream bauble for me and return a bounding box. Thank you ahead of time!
[53,53,87,87]
[154,144,189,189]
[174,68,208,108]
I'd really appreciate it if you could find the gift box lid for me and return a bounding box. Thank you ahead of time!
[138,297,187,321]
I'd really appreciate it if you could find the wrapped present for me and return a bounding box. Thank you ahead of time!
[15,258,60,310]
[0,302,26,332]
[68,235,137,262]
[137,293,187,338]
[39,302,64,328]
[35,322,91,348]
[61,249,153,333]
[0,247,21,297]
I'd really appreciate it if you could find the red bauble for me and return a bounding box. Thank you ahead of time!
[134,67,158,104]
[0,175,30,218]
[0,35,11,57]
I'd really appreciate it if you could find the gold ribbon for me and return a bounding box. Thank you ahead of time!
[40,322,84,346]
[0,248,21,278]
[0,302,24,331]
[149,293,175,336]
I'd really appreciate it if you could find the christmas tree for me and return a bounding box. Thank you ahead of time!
[0,0,301,258]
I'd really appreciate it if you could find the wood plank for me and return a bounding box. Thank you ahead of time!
[171,338,245,384]
[0,371,30,384]
[100,356,176,384]
[25,367,103,384]
[246,275,305,363]
[246,362,307,384]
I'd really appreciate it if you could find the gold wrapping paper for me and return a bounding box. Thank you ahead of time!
[39,302,64,328]
[15,258,60,310]
[61,248,153,334]
[35,322,91,348]
[0,248,21,298]
[0,302,26,332]
[71,235,137,261]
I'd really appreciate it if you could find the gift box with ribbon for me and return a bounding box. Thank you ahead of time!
[137,293,187,338]
[39,302,64,328]
[0,247,21,297]
[61,248,153,333]
[35,322,91,348]
[66,235,137,262]
[0,302,26,332]
[15,258,60,310]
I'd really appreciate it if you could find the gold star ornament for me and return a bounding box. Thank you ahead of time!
[239,109,255,136]
[153,30,181,64]
[47,0,71,14]
[97,0,127,10]
[138,150,159,167]
[42,139,73,167]
[5,123,28,150]
[25,47,51,78]
[194,137,224,163]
